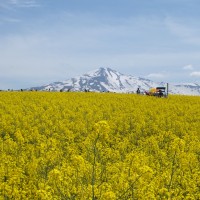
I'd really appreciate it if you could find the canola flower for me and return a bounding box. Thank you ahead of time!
[0,92,200,199]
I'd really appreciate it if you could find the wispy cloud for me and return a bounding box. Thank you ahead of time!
[0,0,40,11]
[183,64,194,70]
[190,71,200,77]
[165,18,200,45]
[8,0,40,8]
[146,73,165,79]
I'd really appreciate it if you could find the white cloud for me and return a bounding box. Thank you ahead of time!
[190,71,200,77]
[183,64,193,70]
[146,73,165,78]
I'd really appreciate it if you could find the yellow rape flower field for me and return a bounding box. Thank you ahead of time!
[0,92,200,200]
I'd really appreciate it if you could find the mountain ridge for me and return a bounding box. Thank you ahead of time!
[29,67,200,95]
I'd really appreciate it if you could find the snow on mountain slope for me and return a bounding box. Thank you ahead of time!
[29,67,200,95]
[170,83,200,95]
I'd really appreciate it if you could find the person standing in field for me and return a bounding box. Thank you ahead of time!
[136,88,140,94]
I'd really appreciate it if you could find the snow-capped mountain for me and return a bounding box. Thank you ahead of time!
[29,67,200,95]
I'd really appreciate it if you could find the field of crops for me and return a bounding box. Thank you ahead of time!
[0,92,200,199]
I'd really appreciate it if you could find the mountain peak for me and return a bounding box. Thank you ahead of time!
[88,67,119,74]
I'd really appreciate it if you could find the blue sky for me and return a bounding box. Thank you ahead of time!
[0,0,200,89]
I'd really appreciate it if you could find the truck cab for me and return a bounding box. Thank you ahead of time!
[154,87,167,97]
